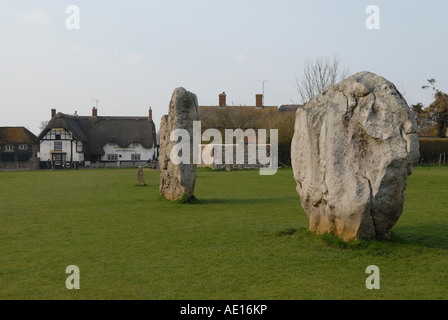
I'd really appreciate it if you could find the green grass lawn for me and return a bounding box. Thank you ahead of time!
[0,166,447,300]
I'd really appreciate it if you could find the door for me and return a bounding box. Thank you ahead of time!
[52,153,66,169]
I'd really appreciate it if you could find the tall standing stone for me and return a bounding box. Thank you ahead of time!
[159,87,199,201]
[291,71,419,240]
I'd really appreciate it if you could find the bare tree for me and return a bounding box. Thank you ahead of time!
[296,54,350,104]
[39,120,49,132]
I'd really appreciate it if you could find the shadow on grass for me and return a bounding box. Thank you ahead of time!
[393,224,448,250]
[158,196,298,206]
[275,227,298,237]
[159,194,199,204]
[200,196,298,205]
[265,227,428,256]
[291,225,448,254]
[135,184,158,187]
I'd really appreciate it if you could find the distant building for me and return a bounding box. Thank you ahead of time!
[199,91,278,114]
[37,107,157,169]
[197,92,278,170]
[0,127,38,171]
[199,92,278,141]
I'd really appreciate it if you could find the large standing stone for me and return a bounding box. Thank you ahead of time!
[159,87,199,201]
[291,71,419,240]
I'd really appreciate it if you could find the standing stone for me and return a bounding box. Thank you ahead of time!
[137,166,145,186]
[159,87,199,201]
[291,71,419,240]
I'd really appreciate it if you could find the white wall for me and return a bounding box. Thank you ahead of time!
[38,140,83,162]
[101,143,154,162]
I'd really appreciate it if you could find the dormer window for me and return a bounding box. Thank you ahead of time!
[45,128,70,140]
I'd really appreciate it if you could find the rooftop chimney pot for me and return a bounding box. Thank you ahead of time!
[219,92,226,108]
[256,94,263,108]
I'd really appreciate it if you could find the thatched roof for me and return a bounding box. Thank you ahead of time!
[0,127,37,144]
[37,113,156,155]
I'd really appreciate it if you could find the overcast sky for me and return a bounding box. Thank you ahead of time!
[1,0,447,135]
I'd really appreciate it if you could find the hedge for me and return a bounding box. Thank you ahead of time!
[418,138,448,165]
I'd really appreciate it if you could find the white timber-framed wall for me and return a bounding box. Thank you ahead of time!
[38,128,84,168]
[39,131,156,168]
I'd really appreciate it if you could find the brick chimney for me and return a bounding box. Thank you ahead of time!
[92,107,97,117]
[149,107,153,120]
[219,92,226,108]
[256,94,263,108]
[51,108,56,118]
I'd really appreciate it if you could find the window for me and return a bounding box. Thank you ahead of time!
[54,141,63,151]
[1,153,14,162]
[5,144,14,152]
[76,141,83,153]
[43,129,71,140]
[18,154,30,162]
[131,154,141,161]
[19,144,28,150]
[107,154,118,161]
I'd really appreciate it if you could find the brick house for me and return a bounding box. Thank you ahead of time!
[199,92,279,141]
[0,127,39,170]
[197,92,278,170]
[199,91,278,114]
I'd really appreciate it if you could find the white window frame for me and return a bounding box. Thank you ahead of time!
[107,154,118,161]
[18,144,28,150]
[5,144,14,152]
[54,141,63,151]
[76,141,83,153]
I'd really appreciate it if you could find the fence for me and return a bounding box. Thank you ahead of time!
[84,160,158,169]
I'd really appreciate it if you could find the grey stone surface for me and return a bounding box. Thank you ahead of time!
[137,166,145,186]
[159,87,199,200]
[291,71,420,240]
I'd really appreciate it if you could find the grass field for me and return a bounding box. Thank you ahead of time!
[0,166,447,300]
